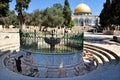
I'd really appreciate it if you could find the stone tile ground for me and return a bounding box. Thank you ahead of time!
[0,32,120,80]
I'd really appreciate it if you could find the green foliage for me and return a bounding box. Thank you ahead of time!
[68,20,74,28]
[41,3,64,28]
[0,0,12,17]
[100,0,120,28]
[15,0,31,13]
[20,3,64,29]
[111,0,120,25]
[15,0,31,29]
[63,0,72,27]
[53,3,63,10]
[99,0,111,28]
[30,9,42,27]
[5,10,19,26]
[0,0,12,26]
[23,12,31,26]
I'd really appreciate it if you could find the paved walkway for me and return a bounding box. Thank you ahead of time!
[84,32,120,57]
[0,32,120,80]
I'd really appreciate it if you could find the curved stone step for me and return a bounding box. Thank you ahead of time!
[85,48,112,69]
[84,49,103,68]
[84,44,120,64]
[84,46,110,62]
[84,48,105,65]
[84,45,116,64]
[0,43,19,52]
[84,44,115,60]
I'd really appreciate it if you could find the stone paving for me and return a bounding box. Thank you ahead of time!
[84,32,120,57]
[0,32,120,80]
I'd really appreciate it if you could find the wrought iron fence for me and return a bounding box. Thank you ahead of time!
[19,30,83,53]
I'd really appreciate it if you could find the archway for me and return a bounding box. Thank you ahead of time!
[79,18,84,26]
[74,18,78,26]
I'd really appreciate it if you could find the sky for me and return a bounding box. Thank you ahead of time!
[9,0,106,15]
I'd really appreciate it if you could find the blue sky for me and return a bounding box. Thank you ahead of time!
[9,0,106,15]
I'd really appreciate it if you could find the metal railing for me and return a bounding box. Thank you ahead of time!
[20,30,83,53]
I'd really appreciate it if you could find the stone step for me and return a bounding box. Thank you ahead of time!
[84,48,105,65]
[84,44,116,61]
[84,45,111,62]
[0,50,11,57]
[84,44,120,64]
[0,43,19,49]
[0,43,19,52]
[84,48,103,65]
[84,46,110,62]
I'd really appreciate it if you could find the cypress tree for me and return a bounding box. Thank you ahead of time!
[63,0,72,27]
[99,0,111,28]
[111,0,120,25]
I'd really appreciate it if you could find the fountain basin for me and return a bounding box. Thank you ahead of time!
[44,37,60,45]
[44,37,61,52]
[22,50,83,77]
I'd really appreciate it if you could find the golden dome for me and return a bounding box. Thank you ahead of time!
[74,3,91,13]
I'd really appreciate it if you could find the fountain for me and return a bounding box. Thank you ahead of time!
[5,29,84,78]
[44,30,60,52]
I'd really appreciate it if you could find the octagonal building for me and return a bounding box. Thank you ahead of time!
[72,3,99,30]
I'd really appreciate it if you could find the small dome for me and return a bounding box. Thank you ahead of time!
[74,3,91,13]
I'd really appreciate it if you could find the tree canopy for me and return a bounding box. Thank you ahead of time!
[99,0,111,28]
[0,0,12,17]
[15,0,31,30]
[99,0,120,28]
[30,9,42,27]
[41,3,64,28]
[110,0,120,25]
[6,10,18,26]
[0,0,12,26]
[0,1,74,29]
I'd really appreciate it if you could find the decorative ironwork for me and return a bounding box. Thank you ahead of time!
[19,29,83,53]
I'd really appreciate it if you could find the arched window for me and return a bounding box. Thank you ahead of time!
[79,18,84,26]
[74,18,78,26]
[89,19,92,23]
[91,19,95,26]
[85,18,89,26]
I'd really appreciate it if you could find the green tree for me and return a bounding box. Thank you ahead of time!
[23,12,31,26]
[111,0,120,25]
[63,0,72,28]
[99,0,111,28]
[41,4,64,29]
[53,3,63,10]
[6,10,19,27]
[68,20,74,28]
[31,9,42,30]
[0,0,12,17]
[0,0,12,26]
[15,0,31,30]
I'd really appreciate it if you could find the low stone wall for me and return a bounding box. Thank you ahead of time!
[113,31,120,36]
[103,30,113,35]
[103,30,120,35]
[0,28,19,33]
[0,32,20,52]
